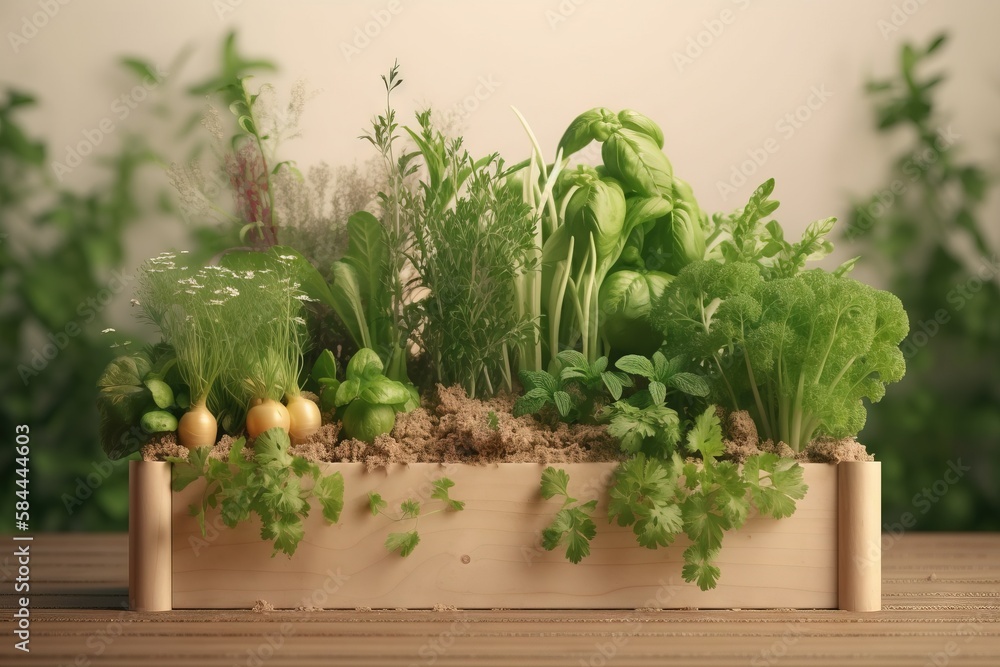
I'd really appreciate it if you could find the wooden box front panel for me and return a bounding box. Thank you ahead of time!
[171,462,838,609]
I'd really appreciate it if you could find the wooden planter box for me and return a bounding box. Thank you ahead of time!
[129,460,881,612]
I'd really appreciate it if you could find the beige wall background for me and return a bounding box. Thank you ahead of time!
[3,0,999,301]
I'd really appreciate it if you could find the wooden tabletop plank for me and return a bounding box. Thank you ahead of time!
[1,532,998,666]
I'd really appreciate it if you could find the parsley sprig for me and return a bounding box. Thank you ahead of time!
[368,477,465,557]
[545,406,809,590]
[168,427,345,557]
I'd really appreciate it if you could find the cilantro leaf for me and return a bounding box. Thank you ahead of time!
[385,531,420,557]
[686,406,724,461]
[400,499,421,518]
[261,476,306,515]
[540,466,571,500]
[314,472,345,523]
[261,515,305,557]
[254,427,294,468]
[542,503,597,564]
[682,543,722,590]
[368,492,387,516]
[168,447,209,491]
[634,500,683,549]
[744,453,808,519]
[539,468,598,563]
[431,477,465,511]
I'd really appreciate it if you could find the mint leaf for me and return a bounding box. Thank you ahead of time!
[518,369,558,393]
[615,354,654,378]
[648,380,667,406]
[552,390,573,417]
[666,372,709,397]
[513,387,551,416]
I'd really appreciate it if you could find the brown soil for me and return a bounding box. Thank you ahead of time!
[805,436,874,463]
[719,408,871,463]
[305,385,623,470]
[142,392,870,467]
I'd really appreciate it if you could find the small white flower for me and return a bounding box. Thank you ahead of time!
[208,299,225,306]
[179,250,190,254]
[244,270,256,279]
[292,316,307,326]
[130,299,140,307]
[101,328,116,334]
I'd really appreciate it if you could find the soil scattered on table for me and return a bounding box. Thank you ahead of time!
[251,599,274,613]
[432,603,459,612]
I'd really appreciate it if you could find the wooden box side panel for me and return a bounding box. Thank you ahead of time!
[172,462,838,609]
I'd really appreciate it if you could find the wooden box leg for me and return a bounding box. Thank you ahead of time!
[838,461,881,612]
[129,461,172,611]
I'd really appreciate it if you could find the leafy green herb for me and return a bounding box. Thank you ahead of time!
[335,348,411,443]
[539,467,598,564]
[514,350,630,423]
[604,406,808,590]
[309,349,341,413]
[168,427,344,557]
[651,260,909,451]
[384,530,420,557]
[846,33,996,531]
[352,60,418,387]
[368,476,464,557]
[407,116,537,399]
[604,402,681,457]
[487,410,500,431]
[98,345,190,459]
[615,351,709,407]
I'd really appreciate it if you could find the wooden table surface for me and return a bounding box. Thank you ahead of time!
[1,533,997,666]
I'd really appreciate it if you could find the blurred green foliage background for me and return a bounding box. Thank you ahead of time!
[0,33,271,532]
[0,33,996,533]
